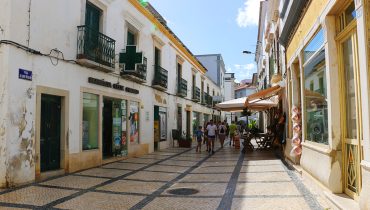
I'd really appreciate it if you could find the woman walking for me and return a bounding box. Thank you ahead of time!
[218,122,226,148]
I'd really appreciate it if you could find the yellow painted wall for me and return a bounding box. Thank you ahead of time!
[286,0,329,61]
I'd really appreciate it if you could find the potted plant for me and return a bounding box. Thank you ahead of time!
[178,132,192,148]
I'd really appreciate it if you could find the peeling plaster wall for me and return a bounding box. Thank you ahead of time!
[0,0,11,188]
[5,47,38,186]
[0,47,10,188]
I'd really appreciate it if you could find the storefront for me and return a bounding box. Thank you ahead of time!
[282,0,369,204]
[192,111,200,135]
[101,97,128,158]
[75,84,142,171]
[154,106,167,151]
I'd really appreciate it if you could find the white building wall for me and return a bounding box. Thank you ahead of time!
[0,0,221,186]
[196,55,218,85]
[224,81,235,101]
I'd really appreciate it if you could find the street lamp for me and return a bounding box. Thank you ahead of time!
[242,50,255,54]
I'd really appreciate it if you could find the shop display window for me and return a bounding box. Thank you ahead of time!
[82,93,99,150]
[303,29,328,145]
[129,101,140,144]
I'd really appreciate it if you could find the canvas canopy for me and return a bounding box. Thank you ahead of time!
[215,96,279,112]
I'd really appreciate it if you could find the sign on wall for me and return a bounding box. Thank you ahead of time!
[18,69,32,81]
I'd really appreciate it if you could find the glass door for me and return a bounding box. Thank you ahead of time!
[339,30,362,199]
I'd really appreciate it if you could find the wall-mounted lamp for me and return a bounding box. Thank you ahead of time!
[242,50,255,54]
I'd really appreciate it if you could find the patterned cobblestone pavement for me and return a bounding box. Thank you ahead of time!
[0,141,329,210]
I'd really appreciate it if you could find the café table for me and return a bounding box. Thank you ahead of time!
[255,133,267,149]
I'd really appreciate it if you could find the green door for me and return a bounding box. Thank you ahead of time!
[85,2,100,32]
[85,2,101,61]
[40,94,61,172]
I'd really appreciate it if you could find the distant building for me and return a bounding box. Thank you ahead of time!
[235,84,256,99]
[224,73,236,101]
[195,54,226,102]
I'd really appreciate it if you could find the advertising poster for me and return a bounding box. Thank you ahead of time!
[159,111,166,141]
[112,101,122,156]
[121,100,128,156]
[130,102,139,144]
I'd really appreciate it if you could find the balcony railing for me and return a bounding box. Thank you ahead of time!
[152,65,168,90]
[119,45,147,83]
[205,93,213,107]
[201,92,206,105]
[177,78,187,97]
[77,25,115,70]
[192,87,200,102]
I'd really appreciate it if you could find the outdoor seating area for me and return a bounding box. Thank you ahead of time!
[241,131,276,153]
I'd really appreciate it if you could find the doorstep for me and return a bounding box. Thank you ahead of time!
[324,192,359,210]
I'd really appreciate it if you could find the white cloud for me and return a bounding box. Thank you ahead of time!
[234,63,256,70]
[226,66,232,72]
[236,0,261,28]
[231,63,256,82]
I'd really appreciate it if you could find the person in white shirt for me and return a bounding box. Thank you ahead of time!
[206,120,217,154]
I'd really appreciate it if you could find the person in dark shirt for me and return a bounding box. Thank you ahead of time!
[195,126,203,152]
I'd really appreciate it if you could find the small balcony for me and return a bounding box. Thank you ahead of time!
[205,93,213,107]
[119,45,147,83]
[192,87,200,102]
[77,25,116,72]
[201,92,206,105]
[152,65,168,90]
[177,78,187,98]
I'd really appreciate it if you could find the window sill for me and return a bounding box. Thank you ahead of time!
[301,141,332,155]
[82,148,99,152]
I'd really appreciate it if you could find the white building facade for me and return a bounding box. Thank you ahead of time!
[0,0,221,187]
[224,73,236,101]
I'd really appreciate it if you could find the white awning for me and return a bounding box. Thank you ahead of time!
[215,97,247,112]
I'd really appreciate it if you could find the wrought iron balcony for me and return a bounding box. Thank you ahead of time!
[192,87,200,102]
[152,65,168,90]
[201,92,206,105]
[119,45,147,83]
[205,93,213,107]
[77,25,115,71]
[177,78,187,98]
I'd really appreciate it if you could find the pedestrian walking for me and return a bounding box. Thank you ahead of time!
[225,121,230,140]
[206,120,217,154]
[203,122,209,151]
[229,121,237,146]
[218,122,226,148]
[195,126,203,152]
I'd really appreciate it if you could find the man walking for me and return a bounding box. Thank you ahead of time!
[229,121,237,146]
[206,120,217,154]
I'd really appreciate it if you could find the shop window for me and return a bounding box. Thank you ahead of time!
[303,29,328,145]
[82,93,99,150]
[338,2,356,33]
[303,29,324,63]
[129,101,140,144]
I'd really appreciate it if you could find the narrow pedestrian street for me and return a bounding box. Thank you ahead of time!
[0,140,327,210]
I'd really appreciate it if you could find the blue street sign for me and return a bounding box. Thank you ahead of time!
[18,69,32,81]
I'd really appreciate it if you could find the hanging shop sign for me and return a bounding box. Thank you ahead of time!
[88,77,111,87]
[125,87,139,94]
[18,69,32,81]
[87,77,139,94]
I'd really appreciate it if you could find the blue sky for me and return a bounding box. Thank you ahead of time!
[148,0,260,83]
